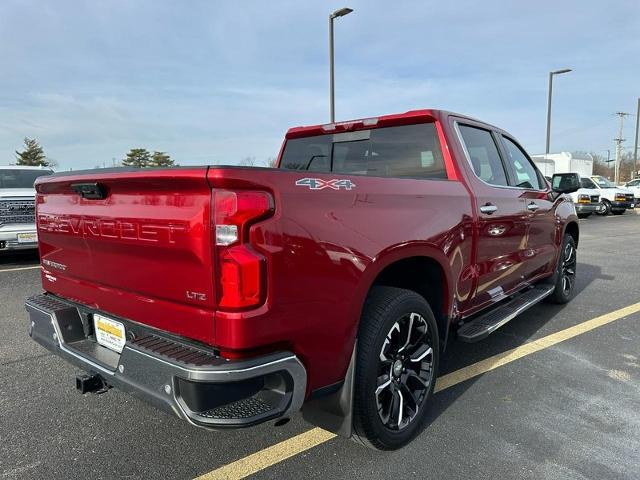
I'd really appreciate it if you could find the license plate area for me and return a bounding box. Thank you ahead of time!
[17,232,37,243]
[93,314,126,353]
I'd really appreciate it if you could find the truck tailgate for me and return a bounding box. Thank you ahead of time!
[35,168,216,344]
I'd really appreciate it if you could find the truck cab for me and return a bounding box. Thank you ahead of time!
[0,165,53,251]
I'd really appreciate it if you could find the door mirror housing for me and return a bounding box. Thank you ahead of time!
[551,173,580,194]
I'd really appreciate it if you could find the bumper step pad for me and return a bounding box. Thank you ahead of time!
[457,285,554,342]
[197,397,274,420]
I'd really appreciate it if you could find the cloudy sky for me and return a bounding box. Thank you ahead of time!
[1,0,639,170]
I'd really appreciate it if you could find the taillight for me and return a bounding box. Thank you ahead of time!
[213,190,274,310]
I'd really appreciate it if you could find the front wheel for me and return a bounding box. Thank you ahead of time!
[596,200,611,216]
[547,234,577,304]
[577,213,591,219]
[352,287,439,450]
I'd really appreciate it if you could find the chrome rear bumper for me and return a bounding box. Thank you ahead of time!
[26,293,307,428]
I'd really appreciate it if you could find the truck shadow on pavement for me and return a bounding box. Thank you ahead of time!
[422,261,615,431]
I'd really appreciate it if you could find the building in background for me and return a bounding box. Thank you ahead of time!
[531,152,593,178]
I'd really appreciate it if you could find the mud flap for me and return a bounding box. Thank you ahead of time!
[301,345,356,438]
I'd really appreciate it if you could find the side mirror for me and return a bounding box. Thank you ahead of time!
[552,173,580,194]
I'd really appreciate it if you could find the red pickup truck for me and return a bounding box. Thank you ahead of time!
[26,109,580,450]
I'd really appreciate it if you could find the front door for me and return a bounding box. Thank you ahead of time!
[498,134,557,279]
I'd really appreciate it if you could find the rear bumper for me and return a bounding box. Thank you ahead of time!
[0,225,38,251]
[25,293,307,429]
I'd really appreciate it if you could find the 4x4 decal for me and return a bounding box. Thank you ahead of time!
[295,178,356,191]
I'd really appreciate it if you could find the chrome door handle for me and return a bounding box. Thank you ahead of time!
[480,204,498,214]
[527,202,539,211]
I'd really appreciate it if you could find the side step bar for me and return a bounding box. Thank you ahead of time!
[457,285,555,343]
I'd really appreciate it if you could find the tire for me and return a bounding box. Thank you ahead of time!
[352,286,439,450]
[612,210,625,215]
[596,200,611,216]
[577,213,591,219]
[547,234,577,304]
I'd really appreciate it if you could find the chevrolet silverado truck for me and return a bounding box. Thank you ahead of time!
[25,110,580,450]
[585,175,635,215]
[0,165,53,251]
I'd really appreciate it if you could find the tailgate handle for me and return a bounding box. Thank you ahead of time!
[71,182,107,200]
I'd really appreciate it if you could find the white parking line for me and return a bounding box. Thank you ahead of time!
[0,265,41,273]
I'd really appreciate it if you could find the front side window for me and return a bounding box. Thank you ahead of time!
[501,136,543,190]
[458,125,508,187]
[0,169,53,188]
[280,123,447,180]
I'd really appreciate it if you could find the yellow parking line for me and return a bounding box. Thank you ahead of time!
[435,301,640,391]
[0,265,40,273]
[196,301,640,480]
[197,428,337,480]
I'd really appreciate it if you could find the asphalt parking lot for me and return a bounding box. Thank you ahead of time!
[1,213,639,480]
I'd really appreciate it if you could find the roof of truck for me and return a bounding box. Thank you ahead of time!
[285,109,494,139]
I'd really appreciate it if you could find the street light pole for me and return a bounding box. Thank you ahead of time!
[545,68,572,154]
[634,97,639,179]
[329,7,353,123]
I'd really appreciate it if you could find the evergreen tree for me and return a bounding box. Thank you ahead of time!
[149,151,175,167]
[16,138,49,166]
[122,148,151,168]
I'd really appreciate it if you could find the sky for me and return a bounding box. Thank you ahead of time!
[1,0,639,171]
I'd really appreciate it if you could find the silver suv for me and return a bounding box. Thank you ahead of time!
[0,166,53,251]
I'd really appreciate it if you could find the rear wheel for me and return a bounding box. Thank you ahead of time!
[612,210,625,215]
[352,287,439,450]
[577,213,591,219]
[596,200,611,216]
[547,234,577,304]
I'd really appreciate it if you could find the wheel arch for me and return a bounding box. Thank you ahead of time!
[350,245,454,352]
[564,220,579,248]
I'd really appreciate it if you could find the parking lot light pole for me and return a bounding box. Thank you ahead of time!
[634,97,639,179]
[329,7,353,123]
[545,68,572,154]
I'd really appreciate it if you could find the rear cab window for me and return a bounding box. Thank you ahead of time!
[280,123,447,180]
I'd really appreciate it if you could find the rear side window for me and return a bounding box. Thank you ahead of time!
[457,125,508,187]
[280,123,447,180]
[501,136,543,190]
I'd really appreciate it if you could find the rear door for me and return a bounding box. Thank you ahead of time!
[455,123,529,312]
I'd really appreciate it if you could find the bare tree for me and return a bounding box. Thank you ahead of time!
[266,157,278,167]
